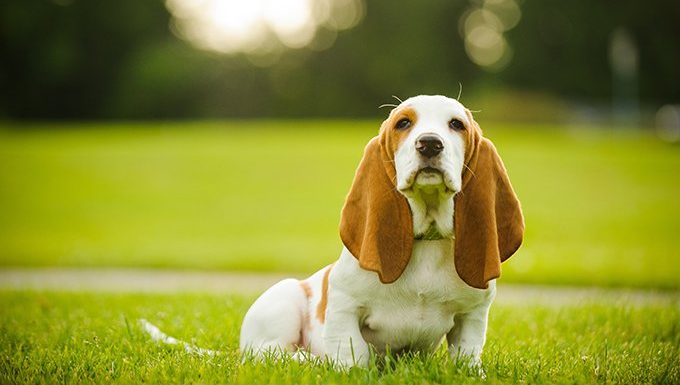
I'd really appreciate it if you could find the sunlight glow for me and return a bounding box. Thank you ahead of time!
[166,0,364,59]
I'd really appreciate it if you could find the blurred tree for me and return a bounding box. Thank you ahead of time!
[0,0,678,119]
[504,0,680,107]
[0,0,170,118]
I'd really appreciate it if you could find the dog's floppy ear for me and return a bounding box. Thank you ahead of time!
[453,111,524,289]
[339,127,413,284]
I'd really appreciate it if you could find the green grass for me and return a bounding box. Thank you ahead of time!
[1,290,678,384]
[1,121,679,288]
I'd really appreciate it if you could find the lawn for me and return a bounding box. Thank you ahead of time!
[1,290,678,384]
[1,121,679,288]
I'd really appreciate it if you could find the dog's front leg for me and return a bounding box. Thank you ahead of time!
[323,289,369,368]
[446,304,491,367]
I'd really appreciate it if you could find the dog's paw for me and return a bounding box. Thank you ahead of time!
[291,350,311,362]
[473,364,487,380]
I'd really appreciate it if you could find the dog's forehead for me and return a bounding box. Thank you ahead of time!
[400,95,468,124]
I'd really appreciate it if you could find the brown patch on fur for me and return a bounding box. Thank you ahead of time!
[452,109,524,287]
[297,280,313,347]
[315,265,334,323]
[384,106,417,154]
[338,107,417,284]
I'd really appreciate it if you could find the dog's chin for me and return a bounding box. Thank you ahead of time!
[399,167,459,196]
[414,167,444,185]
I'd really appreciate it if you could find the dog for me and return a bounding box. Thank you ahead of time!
[239,94,524,368]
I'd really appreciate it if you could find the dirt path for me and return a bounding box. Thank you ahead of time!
[1,267,678,306]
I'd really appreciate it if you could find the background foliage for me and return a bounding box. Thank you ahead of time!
[1,0,679,119]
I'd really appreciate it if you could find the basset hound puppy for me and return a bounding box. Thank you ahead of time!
[240,95,524,368]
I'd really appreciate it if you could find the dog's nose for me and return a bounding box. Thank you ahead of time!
[416,134,444,158]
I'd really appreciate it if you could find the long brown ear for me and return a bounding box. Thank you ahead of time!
[339,136,413,284]
[454,114,524,289]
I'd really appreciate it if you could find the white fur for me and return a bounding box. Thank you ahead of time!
[240,95,495,369]
[140,319,219,356]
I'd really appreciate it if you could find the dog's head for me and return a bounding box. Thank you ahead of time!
[391,95,467,196]
[339,95,524,289]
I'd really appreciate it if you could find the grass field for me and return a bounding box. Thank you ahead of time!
[1,290,678,384]
[1,121,679,288]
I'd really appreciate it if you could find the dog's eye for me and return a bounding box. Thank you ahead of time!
[395,118,411,130]
[449,119,465,131]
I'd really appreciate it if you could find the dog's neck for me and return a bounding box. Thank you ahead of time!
[406,185,454,240]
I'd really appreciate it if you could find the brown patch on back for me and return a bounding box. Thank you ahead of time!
[297,280,313,347]
[315,264,334,323]
[299,280,312,299]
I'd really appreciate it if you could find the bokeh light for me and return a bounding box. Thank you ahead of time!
[459,0,521,71]
[655,104,680,143]
[165,0,364,60]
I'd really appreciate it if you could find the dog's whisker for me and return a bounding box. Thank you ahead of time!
[463,163,476,178]
[457,82,463,101]
[391,95,403,104]
[379,103,399,109]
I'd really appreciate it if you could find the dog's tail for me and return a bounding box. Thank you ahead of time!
[138,318,220,356]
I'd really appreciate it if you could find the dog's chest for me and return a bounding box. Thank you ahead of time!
[355,240,490,352]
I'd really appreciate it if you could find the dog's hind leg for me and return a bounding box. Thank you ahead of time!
[239,278,309,360]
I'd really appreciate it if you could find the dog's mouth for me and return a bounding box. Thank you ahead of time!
[398,165,460,195]
[403,166,458,194]
[413,166,446,188]
[417,166,442,175]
